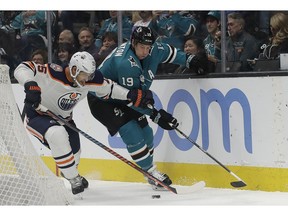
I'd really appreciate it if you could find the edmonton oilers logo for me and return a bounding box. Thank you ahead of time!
[58,92,81,110]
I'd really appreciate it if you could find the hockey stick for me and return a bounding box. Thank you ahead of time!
[148,105,246,188]
[20,104,26,121]
[173,127,247,188]
[36,104,177,194]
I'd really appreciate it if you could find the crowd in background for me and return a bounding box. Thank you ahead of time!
[1,10,288,81]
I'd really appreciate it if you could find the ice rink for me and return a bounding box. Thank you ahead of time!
[64,179,288,206]
[30,179,288,216]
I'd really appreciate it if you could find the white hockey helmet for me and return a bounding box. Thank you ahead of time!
[69,51,96,87]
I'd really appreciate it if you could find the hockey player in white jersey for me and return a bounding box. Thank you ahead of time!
[14,51,154,195]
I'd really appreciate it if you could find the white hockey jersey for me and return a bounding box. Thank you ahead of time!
[14,61,129,118]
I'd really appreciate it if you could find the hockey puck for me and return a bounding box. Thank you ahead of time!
[152,195,161,199]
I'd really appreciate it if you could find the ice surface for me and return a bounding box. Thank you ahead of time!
[4,179,288,216]
[65,179,288,206]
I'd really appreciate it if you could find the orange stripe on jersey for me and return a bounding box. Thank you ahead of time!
[56,154,75,165]
[26,126,44,142]
[22,61,36,71]
[27,61,35,70]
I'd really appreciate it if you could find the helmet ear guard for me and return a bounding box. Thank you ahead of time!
[69,51,96,87]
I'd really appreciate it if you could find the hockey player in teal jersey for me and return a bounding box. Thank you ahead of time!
[87,26,208,190]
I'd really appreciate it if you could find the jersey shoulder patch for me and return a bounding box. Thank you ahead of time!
[49,63,63,72]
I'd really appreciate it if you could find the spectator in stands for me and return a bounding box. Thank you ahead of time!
[58,11,77,33]
[58,29,76,46]
[53,42,75,67]
[235,11,270,47]
[131,11,141,24]
[153,11,199,49]
[258,12,288,60]
[94,31,117,66]
[95,11,133,48]
[0,12,20,79]
[10,11,50,62]
[58,11,91,34]
[153,11,200,74]
[31,49,48,65]
[78,26,98,60]
[174,36,207,74]
[52,29,77,65]
[132,11,159,37]
[0,11,20,57]
[203,11,221,72]
[93,11,110,30]
[226,12,259,72]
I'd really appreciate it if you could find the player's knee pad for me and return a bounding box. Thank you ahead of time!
[45,125,78,179]
[45,125,71,156]
[119,121,145,148]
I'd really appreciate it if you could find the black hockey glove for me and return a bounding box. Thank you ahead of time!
[127,89,154,108]
[24,81,41,108]
[186,51,208,75]
[150,109,179,130]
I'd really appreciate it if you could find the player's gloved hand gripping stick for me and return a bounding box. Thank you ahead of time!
[147,104,247,188]
[150,108,179,130]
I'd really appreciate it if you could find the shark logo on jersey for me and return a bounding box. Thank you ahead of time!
[58,92,81,110]
[128,56,140,68]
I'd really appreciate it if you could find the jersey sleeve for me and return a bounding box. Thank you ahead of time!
[154,42,187,66]
[14,61,38,85]
[87,69,129,100]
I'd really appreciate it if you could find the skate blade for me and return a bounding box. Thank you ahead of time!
[74,192,84,200]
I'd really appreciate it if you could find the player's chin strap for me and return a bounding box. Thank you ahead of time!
[35,104,178,194]
[147,104,247,188]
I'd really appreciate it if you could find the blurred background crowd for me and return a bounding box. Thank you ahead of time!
[1,10,288,82]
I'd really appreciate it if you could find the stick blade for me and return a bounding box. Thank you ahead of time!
[168,185,178,194]
[230,181,247,188]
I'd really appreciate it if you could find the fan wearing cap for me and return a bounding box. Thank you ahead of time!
[203,11,222,72]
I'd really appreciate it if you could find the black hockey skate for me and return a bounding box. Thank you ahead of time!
[69,175,84,195]
[61,172,89,189]
[80,176,89,189]
[146,165,172,191]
